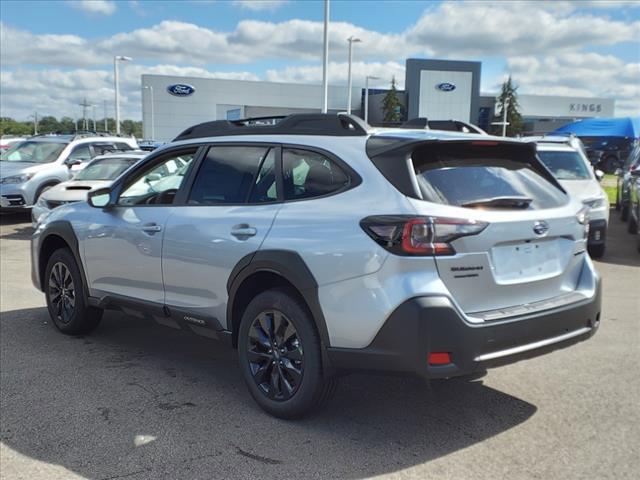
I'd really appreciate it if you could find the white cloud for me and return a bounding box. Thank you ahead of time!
[69,0,117,16]
[265,61,405,88]
[505,53,640,116]
[232,1,289,12]
[0,65,259,121]
[3,2,638,68]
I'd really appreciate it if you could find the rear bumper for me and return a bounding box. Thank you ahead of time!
[327,281,601,379]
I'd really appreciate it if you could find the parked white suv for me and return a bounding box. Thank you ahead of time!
[31,114,601,418]
[535,143,609,258]
[1,134,138,211]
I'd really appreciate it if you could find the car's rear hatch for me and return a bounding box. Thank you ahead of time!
[366,135,589,317]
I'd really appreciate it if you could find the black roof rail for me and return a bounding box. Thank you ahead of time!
[400,118,486,135]
[173,113,371,141]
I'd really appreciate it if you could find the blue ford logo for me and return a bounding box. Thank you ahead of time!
[167,84,195,97]
[533,221,549,236]
[436,82,456,92]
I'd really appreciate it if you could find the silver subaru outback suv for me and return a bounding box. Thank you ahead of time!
[31,114,601,418]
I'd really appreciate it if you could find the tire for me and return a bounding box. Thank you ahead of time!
[588,243,605,259]
[603,156,619,174]
[621,203,629,222]
[44,248,102,335]
[629,210,638,234]
[238,288,336,419]
[34,182,59,203]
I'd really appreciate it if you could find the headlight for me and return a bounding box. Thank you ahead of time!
[576,206,590,239]
[583,197,607,209]
[0,173,34,184]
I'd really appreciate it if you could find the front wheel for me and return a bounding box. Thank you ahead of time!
[238,288,335,419]
[588,243,606,259]
[45,248,103,335]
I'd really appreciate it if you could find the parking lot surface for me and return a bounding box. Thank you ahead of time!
[1,211,638,480]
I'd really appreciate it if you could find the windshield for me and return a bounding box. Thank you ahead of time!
[74,157,139,181]
[0,141,68,163]
[537,151,592,180]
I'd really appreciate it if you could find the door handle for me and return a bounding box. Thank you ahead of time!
[231,224,257,240]
[141,223,163,234]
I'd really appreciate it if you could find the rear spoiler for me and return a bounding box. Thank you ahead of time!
[365,137,565,199]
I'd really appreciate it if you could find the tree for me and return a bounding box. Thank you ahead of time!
[494,76,523,137]
[38,116,61,133]
[0,117,32,136]
[382,76,403,124]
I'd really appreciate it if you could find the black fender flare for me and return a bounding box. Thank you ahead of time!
[38,220,89,297]
[226,250,331,349]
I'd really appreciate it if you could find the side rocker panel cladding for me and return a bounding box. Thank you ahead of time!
[226,250,331,348]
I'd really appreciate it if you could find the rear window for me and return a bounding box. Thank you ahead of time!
[537,150,592,180]
[412,144,568,210]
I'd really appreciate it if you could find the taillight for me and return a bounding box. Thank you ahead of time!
[360,215,488,256]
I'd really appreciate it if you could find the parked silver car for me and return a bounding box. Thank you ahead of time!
[32,114,601,418]
[31,151,147,226]
[1,134,138,211]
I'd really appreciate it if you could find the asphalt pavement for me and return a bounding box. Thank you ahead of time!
[0,211,638,480]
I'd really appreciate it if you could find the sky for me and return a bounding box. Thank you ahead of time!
[0,0,639,121]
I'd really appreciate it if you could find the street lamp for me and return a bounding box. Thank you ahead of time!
[364,75,380,124]
[113,55,132,135]
[321,0,330,113]
[346,36,361,114]
[143,85,155,140]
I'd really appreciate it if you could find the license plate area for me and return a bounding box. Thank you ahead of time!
[490,238,566,284]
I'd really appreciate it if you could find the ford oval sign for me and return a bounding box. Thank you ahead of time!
[436,82,456,92]
[167,84,195,97]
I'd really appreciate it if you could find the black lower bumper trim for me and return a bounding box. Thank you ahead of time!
[327,284,601,379]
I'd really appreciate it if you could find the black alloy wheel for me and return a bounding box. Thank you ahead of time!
[48,261,76,324]
[246,310,304,401]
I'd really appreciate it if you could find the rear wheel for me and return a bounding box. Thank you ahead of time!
[45,248,102,335]
[238,288,335,419]
[621,203,629,222]
[629,210,638,234]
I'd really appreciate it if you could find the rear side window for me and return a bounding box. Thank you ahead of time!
[412,144,568,210]
[537,150,592,180]
[282,148,350,200]
[188,146,270,205]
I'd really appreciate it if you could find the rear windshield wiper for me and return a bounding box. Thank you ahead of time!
[461,196,533,209]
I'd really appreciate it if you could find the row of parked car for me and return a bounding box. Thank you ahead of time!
[614,143,640,252]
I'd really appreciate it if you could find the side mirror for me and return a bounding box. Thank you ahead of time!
[595,170,605,181]
[87,187,112,208]
[630,168,640,177]
[65,158,84,168]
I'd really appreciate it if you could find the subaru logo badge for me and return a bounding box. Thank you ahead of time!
[533,220,549,236]
[167,84,195,97]
[436,82,456,92]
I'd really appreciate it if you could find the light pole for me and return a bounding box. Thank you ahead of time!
[346,36,361,114]
[321,0,330,113]
[364,75,380,124]
[502,98,509,137]
[143,85,155,140]
[114,55,132,135]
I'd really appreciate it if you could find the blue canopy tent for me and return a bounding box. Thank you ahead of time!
[551,117,640,138]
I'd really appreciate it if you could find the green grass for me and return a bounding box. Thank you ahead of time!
[602,174,617,204]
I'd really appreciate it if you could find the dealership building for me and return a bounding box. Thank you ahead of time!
[141,58,615,141]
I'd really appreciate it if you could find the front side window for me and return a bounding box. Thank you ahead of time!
[187,146,270,205]
[282,148,350,200]
[537,151,592,180]
[118,150,196,206]
[74,157,139,181]
[67,145,92,162]
[0,141,67,163]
